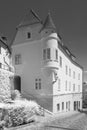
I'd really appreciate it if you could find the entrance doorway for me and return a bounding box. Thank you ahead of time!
[14,76,21,92]
[74,101,77,111]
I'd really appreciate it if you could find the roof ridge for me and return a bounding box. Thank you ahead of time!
[17,9,42,28]
[30,9,42,23]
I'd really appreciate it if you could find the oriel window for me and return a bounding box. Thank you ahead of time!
[47,48,50,59]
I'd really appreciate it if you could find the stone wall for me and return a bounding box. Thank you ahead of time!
[0,69,13,101]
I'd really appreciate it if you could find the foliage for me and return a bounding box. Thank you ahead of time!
[0,99,44,128]
[11,90,21,100]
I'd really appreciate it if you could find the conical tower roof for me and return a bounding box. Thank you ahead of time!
[40,13,56,32]
[17,9,42,28]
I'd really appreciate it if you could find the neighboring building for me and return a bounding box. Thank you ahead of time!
[11,9,83,113]
[0,36,14,101]
[83,82,87,108]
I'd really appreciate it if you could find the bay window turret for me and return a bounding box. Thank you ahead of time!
[43,48,58,62]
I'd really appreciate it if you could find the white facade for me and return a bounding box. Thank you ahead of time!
[11,10,83,113]
[53,44,82,113]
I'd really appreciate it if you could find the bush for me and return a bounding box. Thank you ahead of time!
[0,99,44,128]
[11,90,21,100]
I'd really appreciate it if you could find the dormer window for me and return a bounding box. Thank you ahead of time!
[27,32,31,39]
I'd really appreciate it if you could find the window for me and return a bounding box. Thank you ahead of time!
[59,56,62,67]
[65,80,67,91]
[73,71,75,79]
[77,101,79,109]
[66,102,68,110]
[58,79,61,91]
[74,101,77,111]
[69,68,71,76]
[27,32,31,39]
[35,78,41,90]
[69,81,71,91]
[62,102,64,110]
[0,46,1,54]
[15,54,21,65]
[55,49,58,60]
[79,101,80,108]
[78,73,80,80]
[39,79,41,89]
[57,104,60,111]
[43,48,51,60]
[78,85,80,92]
[47,48,50,59]
[65,65,68,75]
[73,84,75,91]
[0,63,1,68]
[35,82,38,89]
[68,101,70,111]
[43,49,46,60]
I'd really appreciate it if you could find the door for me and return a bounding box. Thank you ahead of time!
[74,101,77,111]
[14,76,21,92]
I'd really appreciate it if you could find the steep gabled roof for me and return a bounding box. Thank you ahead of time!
[40,13,56,32]
[17,9,42,28]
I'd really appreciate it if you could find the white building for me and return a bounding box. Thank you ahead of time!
[11,10,83,113]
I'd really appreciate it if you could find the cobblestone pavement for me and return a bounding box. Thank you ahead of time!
[41,112,87,130]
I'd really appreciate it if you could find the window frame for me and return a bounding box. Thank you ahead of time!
[58,78,61,91]
[69,68,71,76]
[35,78,41,90]
[0,46,1,54]
[73,71,75,79]
[15,54,21,65]
[73,84,75,91]
[59,56,62,67]
[47,48,51,59]
[66,65,68,75]
[78,73,80,80]
[55,49,58,61]
[62,102,64,110]
[43,49,46,60]
[65,80,67,91]
[57,103,60,111]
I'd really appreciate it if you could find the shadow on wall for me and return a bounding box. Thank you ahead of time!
[21,90,53,112]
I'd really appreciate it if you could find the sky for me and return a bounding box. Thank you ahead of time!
[0,0,87,81]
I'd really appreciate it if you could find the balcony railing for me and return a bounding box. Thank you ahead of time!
[0,63,14,72]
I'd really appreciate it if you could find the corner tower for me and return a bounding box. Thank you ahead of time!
[41,13,59,83]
